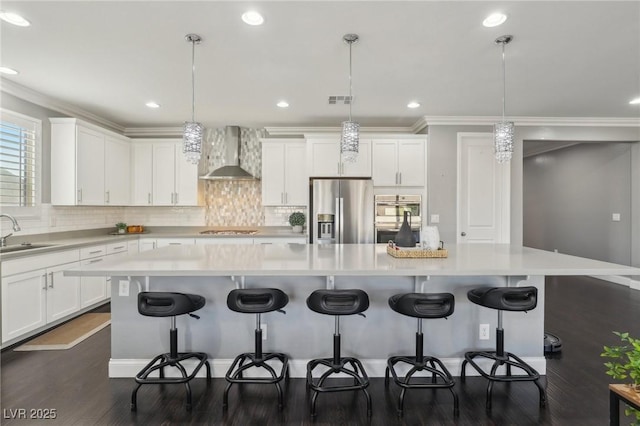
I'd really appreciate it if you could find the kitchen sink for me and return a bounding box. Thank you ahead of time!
[0,243,56,254]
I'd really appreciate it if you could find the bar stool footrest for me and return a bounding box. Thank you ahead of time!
[225,352,289,384]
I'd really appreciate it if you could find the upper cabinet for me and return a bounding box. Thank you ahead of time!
[130,139,200,207]
[261,139,308,206]
[372,138,426,187]
[306,138,371,177]
[50,118,131,206]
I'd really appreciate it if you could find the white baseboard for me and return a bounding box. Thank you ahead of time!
[590,275,640,290]
[109,356,547,378]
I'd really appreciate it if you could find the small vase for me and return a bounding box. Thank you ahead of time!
[292,225,303,233]
[395,211,417,247]
[118,229,125,234]
[421,226,440,250]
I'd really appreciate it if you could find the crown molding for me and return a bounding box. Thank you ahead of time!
[264,126,417,136]
[1,79,125,133]
[422,115,640,127]
[123,127,183,138]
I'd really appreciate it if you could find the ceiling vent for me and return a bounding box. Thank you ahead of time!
[328,95,353,105]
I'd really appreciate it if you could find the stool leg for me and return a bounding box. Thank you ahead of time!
[130,383,141,411]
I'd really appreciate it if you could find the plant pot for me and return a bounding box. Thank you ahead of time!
[118,229,125,234]
[292,225,303,233]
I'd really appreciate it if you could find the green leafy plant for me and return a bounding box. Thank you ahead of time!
[602,331,640,424]
[115,222,127,230]
[288,212,305,227]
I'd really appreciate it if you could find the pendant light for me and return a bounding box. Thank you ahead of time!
[183,33,203,165]
[340,33,359,163]
[494,35,514,163]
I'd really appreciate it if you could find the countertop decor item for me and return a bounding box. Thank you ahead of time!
[183,33,203,165]
[127,225,144,233]
[493,34,514,163]
[340,33,360,163]
[422,226,441,250]
[289,211,306,233]
[386,241,448,258]
[115,222,127,234]
[602,331,640,423]
[394,211,416,247]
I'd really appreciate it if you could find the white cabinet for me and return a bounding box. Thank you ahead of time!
[196,238,254,245]
[155,238,196,247]
[139,238,157,252]
[1,250,80,344]
[131,142,154,205]
[152,141,199,206]
[50,118,131,206]
[261,140,308,206]
[307,138,371,177]
[372,139,425,187]
[79,245,107,308]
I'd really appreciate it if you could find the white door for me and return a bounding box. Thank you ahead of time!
[80,258,107,307]
[46,262,81,323]
[309,139,340,176]
[342,139,372,177]
[2,269,47,343]
[174,144,199,206]
[284,142,308,205]
[457,133,510,243]
[261,143,286,205]
[104,136,131,205]
[76,126,105,205]
[372,140,399,185]
[397,140,425,186]
[152,143,176,205]
[131,143,153,205]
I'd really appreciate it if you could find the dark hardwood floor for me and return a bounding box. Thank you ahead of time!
[2,276,639,425]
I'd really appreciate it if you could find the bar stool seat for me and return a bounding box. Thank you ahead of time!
[306,289,372,417]
[131,292,211,412]
[223,288,289,409]
[460,286,547,410]
[385,293,459,417]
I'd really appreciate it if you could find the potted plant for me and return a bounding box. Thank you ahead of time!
[288,212,305,233]
[602,331,640,423]
[115,222,127,234]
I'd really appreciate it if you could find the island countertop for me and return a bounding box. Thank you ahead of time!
[65,243,640,277]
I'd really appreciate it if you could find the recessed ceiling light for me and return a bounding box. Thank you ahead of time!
[145,101,160,108]
[407,101,421,109]
[242,11,264,26]
[0,67,19,75]
[0,11,31,27]
[276,101,289,108]
[483,13,507,28]
[630,97,640,105]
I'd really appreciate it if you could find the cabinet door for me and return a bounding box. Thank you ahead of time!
[262,143,286,205]
[284,143,308,205]
[397,140,425,186]
[372,140,399,186]
[46,262,81,323]
[105,136,131,205]
[342,139,371,177]
[156,238,196,248]
[80,258,107,307]
[138,239,157,251]
[174,144,199,206]
[309,140,340,177]
[131,143,154,205]
[76,125,105,205]
[152,143,176,206]
[2,269,47,343]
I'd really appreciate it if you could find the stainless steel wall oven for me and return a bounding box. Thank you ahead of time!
[374,195,422,244]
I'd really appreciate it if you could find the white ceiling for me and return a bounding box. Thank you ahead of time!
[1,1,639,131]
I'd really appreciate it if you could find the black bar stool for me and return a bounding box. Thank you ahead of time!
[306,289,372,417]
[223,288,289,409]
[460,286,547,410]
[385,292,459,417]
[131,292,211,411]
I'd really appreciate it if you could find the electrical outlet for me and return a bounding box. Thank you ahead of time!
[430,214,440,224]
[479,323,490,340]
[260,324,267,340]
[118,280,129,297]
[612,213,621,222]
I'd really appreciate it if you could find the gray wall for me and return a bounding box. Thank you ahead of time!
[523,143,632,265]
[1,92,69,204]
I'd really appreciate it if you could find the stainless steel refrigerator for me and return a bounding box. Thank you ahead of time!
[310,178,374,244]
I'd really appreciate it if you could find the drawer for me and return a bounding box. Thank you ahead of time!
[1,249,80,277]
[80,245,106,260]
[106,242,128,255]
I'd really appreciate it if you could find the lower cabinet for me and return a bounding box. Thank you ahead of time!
[80,245,108,308]
[1,250,81,344]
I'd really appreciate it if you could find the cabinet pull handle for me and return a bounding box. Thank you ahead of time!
[89,258,103,264]
[285,192,288,204]
[43,273,48,290]
[105,190,110,203]
[49,272,54,288]
[77,189,82,202]
[112,246,125,250]
[89,250,103,254]
[148,193,152,204]
[175,193,179,204]
[399,172,402,185]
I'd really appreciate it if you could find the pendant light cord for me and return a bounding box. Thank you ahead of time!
[191,39,196,122]
[348,40,353,122]
[501,41,506,122]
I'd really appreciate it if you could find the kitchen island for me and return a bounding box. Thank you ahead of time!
[66,243,640,378]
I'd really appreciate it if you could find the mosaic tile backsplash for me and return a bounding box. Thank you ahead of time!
[203,127,264,179]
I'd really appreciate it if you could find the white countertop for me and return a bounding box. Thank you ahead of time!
[65,243,640,277]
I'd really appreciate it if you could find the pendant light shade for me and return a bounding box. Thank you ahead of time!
[340,34,359,163]
[183,33,203,165]
[494,35,514,163]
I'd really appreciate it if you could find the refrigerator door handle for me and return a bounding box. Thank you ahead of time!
[338,197,344,244]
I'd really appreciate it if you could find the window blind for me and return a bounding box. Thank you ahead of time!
[0,112,38,207]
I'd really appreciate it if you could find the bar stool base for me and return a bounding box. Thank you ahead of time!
[223,352,289,409]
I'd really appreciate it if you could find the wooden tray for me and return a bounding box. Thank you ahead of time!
[386,245,448,258]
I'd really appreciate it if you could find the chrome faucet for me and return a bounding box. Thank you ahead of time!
[0,214,21,247]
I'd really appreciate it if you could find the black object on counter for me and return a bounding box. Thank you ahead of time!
[395,211,417,247]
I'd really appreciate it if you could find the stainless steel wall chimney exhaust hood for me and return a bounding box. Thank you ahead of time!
[199,126,257,180]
